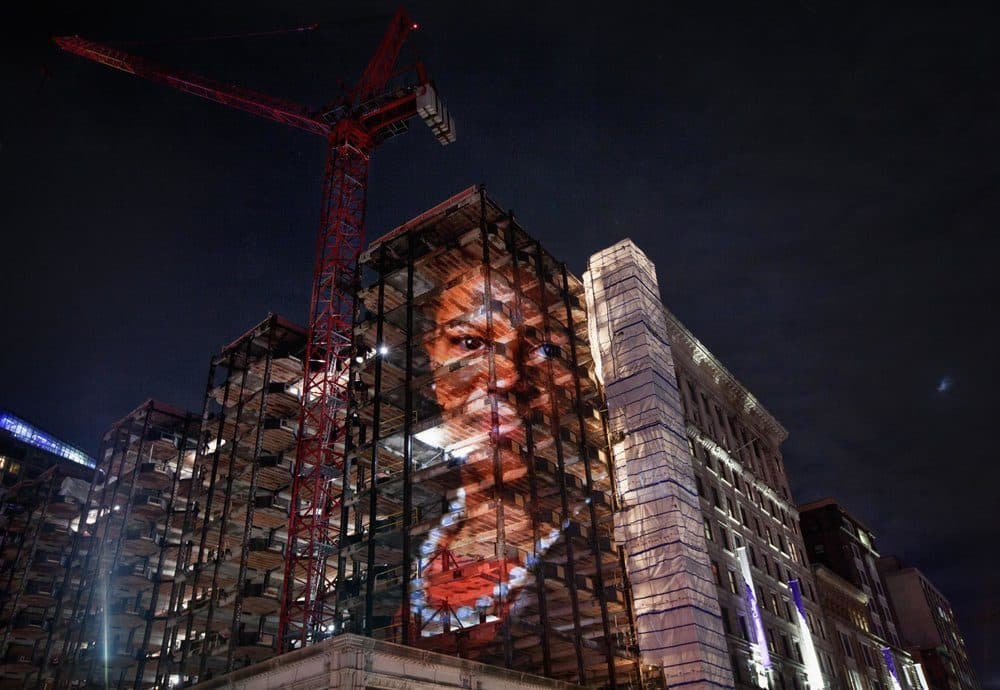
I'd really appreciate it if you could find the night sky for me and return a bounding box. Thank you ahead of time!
[3,2,997,684]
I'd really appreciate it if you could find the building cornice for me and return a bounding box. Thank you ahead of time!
[662,306,788,444]
[687,422,799,518]
[814,565,869,606]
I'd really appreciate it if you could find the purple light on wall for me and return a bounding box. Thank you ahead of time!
[789,579,826,689]
[882,646,903,690]
[737,546,771,677]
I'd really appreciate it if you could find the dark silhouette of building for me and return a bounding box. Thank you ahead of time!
[878,557,979,690]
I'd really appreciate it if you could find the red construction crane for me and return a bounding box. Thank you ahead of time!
[54,8,455,652]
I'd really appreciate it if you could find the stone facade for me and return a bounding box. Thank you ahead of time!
[191,633,582,690]
[585,239,844,690]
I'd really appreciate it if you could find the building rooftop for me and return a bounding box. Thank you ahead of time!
[0,408,95,468]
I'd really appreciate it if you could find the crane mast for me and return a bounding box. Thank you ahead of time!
[55,8,455,654]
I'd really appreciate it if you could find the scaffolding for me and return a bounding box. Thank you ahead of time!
[1,192,657,688]
[0,462,87,689]
[0,314,305,690]
[334,186,642,687]
[46,400,200,690]
[157,314,305,684]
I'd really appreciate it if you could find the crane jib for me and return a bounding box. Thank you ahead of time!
[52,5,455,653]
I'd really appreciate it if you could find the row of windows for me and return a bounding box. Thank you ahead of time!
[712,555,827,643]
[838,629,885,671]
[697,471,808,572]
[678,373,792,501]
[690,437,802,544]
[720,604,803,659]
[0,455,23,475]
[730,654,809,690]
[704,517,820,614]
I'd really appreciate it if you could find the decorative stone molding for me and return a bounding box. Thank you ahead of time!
[662,308,788,444]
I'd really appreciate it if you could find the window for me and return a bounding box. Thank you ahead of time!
[703,518,714,543]
[749,545,758,568]
[696,475,705,498]
[740,505,749,527]
[737,614,750,641]
[727,496,737,519]
[0,456,22,477]
[720,606,733,635]
[712,486,722,509]
[840,631,854,658]
[861,644,875,668]
[711,560,722,586]
[720,525,732,551]
[728,570,740,595]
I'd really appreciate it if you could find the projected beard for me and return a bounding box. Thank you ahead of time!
[409,260,567,638]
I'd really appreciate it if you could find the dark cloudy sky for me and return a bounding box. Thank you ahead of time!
[2,1,997,684]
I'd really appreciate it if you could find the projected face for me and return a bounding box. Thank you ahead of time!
[424,269,564,453]
[410,257,570,639]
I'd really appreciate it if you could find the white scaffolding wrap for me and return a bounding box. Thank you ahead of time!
[584,240,734,690]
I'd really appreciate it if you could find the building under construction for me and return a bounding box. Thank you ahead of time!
[0,187,935,690]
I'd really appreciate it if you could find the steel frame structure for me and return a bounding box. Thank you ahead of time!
[27,318,307,690]
[54,7,454,652]
[337,186,643,686]
[41,401,200,690]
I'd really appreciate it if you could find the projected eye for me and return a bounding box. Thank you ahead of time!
[453,335,486,351]
[535,342,562,359]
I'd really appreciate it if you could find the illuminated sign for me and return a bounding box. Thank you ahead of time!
[789,579,826,689]
[0,411,95,468]
[737,546,771,686]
